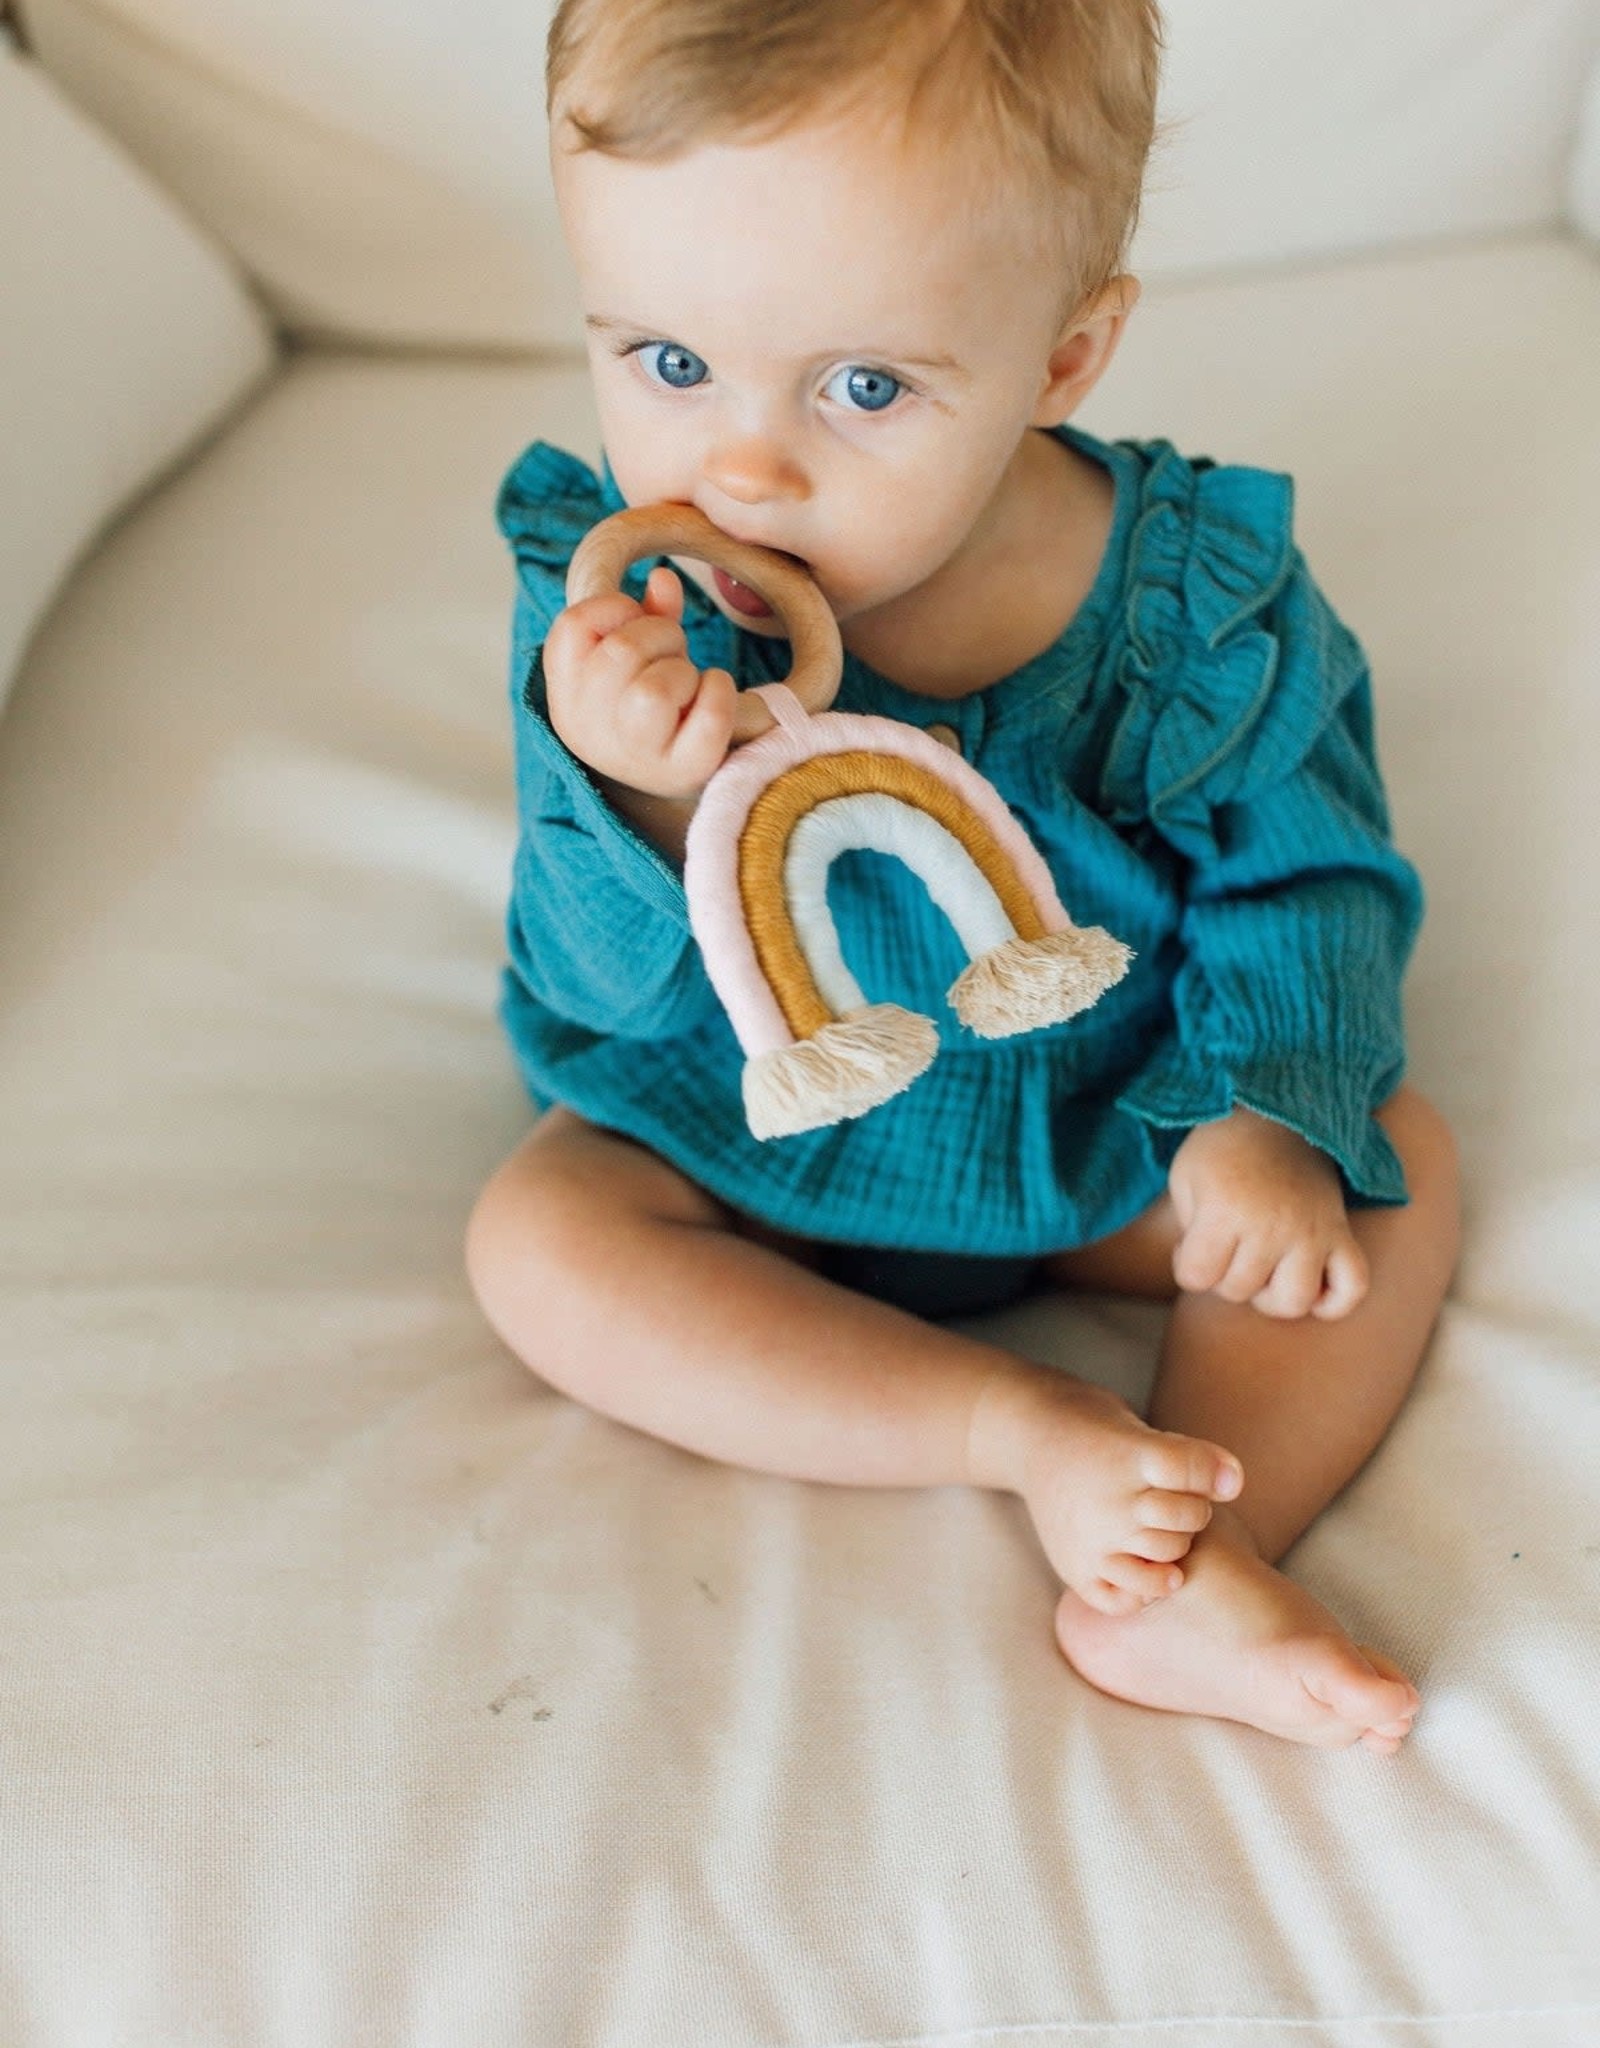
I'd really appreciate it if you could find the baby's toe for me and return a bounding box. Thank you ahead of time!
[1104,1552,1184,1603]
[1136,1487,1214,1535]
[1360,1652,1421,1735]
[1140,1434,1243,1504]
[1083,1578,1145,1618]
[1126,1525,1193,1565]
[1304,1647,1418,1735]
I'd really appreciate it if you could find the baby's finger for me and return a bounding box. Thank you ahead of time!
[545,591,645,668]
[544,593,647,696]
[1251,1240,1326,1321]
[641,564,685,622]
[1171,1218,1238,1296]
[662,666,738,789]
[613,653,707,756]
[596,610,693,685]
[1215,1235,1280,1306]
[1313,1237,1371,1321]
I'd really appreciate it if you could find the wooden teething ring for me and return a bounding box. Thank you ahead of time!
[565,503,843,743]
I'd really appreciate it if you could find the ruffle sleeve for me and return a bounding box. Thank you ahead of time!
[1105,445,1423,1205]
[494,440,721,1041]
[496,438,614,644]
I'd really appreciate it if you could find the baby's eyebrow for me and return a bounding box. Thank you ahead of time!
[861,348,971,381]
[585,312,970,380]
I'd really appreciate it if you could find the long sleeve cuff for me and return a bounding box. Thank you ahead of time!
[505,649,723,1042]
[516,647,690,925]
[1117,1040,1409,1206]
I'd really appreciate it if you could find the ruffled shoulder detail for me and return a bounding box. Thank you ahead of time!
[496,438,732,650]
[1099,442,1356,858]
[496,440,611,577]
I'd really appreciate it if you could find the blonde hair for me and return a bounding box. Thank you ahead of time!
[547,0,1163,311]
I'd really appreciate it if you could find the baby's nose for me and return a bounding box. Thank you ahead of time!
[700,434,812,507]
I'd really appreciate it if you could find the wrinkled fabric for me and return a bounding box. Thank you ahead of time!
[493,425,1421,1255]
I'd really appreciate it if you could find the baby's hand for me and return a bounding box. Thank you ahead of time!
[544,565,738,798]
[1167,1107,1369,1321]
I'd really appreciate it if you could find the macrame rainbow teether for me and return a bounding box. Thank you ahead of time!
[567,505,1134,1140]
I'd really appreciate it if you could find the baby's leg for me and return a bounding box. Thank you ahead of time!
[1045,1086,1460,1751]
[465,1107,1241,1610]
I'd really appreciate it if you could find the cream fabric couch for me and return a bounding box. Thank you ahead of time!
[4,6,1600,2044]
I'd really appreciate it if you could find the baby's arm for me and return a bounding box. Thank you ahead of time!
[1167,1106,1367,1322]
[1115,550,1421,1317]
[505,567,741,1040]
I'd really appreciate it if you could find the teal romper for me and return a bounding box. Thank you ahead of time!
[494,425,1421,1317]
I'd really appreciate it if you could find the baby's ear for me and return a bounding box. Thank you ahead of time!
[1033,274,1141,427]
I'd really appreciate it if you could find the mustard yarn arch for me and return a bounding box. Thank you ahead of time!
[685,687,1132,1137]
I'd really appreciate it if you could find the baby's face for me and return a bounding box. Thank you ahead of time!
[554,106,1080,636]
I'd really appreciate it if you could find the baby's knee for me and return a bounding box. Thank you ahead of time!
[1379,1087,1459,1207]
[465,1149,536,1335]
[465,1128,605,1335]
[1375,1086,1462,1274]
[465,1114,722,1336]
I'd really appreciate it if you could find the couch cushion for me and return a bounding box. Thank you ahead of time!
[0,40,273,711]
[20,0,575,351]
[1138,0,1600,278]
[1571,53,1600,241]
[19,0,1600,349]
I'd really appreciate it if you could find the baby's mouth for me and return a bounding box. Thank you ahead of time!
[711,566,774,619]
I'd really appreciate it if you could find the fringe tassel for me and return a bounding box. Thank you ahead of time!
[743,1003,939,1139]
[949,926,1134,1038]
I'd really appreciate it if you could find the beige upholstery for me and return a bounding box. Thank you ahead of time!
[18,0,1600,345]
[1571,53,1600,242]
[3,230,1598,2041]
[0,42,273,706]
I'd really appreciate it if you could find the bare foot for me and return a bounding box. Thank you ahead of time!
[1053,1508,1420,1752]
[971,1373,1243,1614]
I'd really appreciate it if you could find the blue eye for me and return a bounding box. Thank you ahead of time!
[639,342,708,390]
[827,365,903,413]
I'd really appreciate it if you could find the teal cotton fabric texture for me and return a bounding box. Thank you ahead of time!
[493,425,1422,1257]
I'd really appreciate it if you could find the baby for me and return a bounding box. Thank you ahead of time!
[467,0,1460,1752]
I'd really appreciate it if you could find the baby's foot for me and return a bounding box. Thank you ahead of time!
[973,1374,1243,1614]
[1053,1510,1421,1752]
